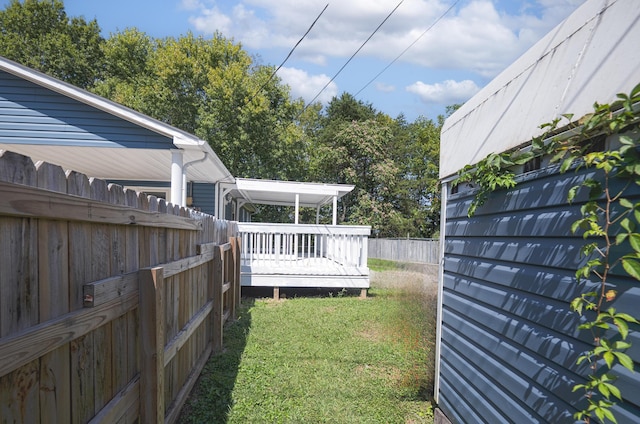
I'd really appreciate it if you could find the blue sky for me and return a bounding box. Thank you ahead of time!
[9,0,586,121]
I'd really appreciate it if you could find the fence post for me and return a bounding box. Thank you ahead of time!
[212,247,224,352]
[139,266,165,423]
[231,237,241,320]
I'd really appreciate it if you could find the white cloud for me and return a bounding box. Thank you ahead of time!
[375,82,395,93]
[406,80,479,104]
[183,0,583,79]
[179,0,203,11]
[187,3,233,34]
[276,67,338,104]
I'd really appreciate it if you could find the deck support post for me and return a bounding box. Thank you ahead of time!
[274,286,280,300]
[360,288,367,299]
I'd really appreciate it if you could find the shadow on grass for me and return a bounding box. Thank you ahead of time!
[177,298,254,424]
[242,286,365,299]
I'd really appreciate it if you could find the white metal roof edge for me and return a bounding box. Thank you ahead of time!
[439,0,640,178]
[442,0,613,135]
[235,178,355,197]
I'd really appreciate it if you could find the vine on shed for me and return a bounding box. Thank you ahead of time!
[453,82,640,423]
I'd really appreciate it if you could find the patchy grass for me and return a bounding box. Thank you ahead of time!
[368,257,401,272]
[178,266,438,424]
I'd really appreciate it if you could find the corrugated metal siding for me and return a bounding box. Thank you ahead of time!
[192,183,216,216]
[439,164,640,423]
[0,70,171,148]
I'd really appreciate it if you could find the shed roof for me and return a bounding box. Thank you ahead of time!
[440,0,640,179]
[0,56,234,184]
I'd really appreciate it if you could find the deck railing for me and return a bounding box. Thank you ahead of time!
[237,223,371,270]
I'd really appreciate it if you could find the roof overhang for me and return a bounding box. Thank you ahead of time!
[229,178,354,209]
[0,56,234,184]
[0,143,233,183]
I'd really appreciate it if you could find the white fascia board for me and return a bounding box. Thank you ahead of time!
[235,178,354,197]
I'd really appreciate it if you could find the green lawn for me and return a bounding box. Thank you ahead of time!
[178,269,437,423]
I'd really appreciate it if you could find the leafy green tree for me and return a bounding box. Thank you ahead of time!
[95,30,308,182]
[0,0,104,88]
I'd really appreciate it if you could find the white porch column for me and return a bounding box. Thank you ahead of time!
[170,149,183,206]
[316,206,320,224]
[294,193,300,224]
[332,195,337,225]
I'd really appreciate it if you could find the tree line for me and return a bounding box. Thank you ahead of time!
[0,0,449,237]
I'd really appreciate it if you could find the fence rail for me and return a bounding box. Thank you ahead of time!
[0,150,240,424]
[368,238,440,264]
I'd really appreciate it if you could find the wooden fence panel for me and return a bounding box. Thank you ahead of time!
[0,150,241,424]
[368,238,440,264]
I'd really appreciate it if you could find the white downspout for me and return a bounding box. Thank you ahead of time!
[170,149,183,206]
[316,205,320,224]
[182,152,208,206]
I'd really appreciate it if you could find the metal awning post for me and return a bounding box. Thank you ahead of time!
[332,195,337,226]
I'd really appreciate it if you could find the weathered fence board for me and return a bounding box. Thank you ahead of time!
[368,238,440,264]
[0,150,240,424]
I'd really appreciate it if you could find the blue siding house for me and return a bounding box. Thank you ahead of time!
[0,55,234,216]
[437,0,640,422]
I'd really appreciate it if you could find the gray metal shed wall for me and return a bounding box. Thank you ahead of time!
[439,165,640,423]
[0,70,171,148]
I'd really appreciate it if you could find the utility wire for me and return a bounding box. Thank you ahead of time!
[246,3,329,106]
[354,0,460,98]
[302,0,405,110]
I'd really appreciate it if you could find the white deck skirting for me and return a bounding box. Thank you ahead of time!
[237,223,371,289]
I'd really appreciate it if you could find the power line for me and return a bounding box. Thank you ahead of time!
[246,3,329,106]
[354,0,460,98]
[303,0,405,110]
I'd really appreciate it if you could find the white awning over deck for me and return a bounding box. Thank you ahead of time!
[222,178,355,225]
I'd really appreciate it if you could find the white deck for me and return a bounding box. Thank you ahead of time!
[237,223,371,288]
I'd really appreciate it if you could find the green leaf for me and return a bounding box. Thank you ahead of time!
[620,135,634,145]
[616,232,629,245]
[614,352,635,371]
[622,258,640,280]
[619,198,633,209]
[630,233,640,252]
[570,297,584,314]
[560,157,574,173]
[599,381,611,398]
[568,185,579,202]
[601,406,618,424]
[607,382,622,401]
[615,313,639,324]
[621,218,635,232]
[613,318,629,339]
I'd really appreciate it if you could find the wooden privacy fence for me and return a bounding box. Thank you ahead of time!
[0,150,240,423]
[368,238,440,264]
